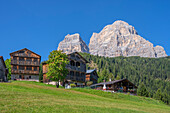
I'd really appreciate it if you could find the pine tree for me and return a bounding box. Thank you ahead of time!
[137,83,149,97]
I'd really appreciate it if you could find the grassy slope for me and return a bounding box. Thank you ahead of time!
[0,81,169,113]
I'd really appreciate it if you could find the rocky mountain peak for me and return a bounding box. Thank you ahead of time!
[57,33,89,54]
[89,20,167,58]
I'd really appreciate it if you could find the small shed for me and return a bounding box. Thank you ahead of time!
[86,69,99,84]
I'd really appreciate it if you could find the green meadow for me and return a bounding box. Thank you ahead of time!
[0,81,169,113]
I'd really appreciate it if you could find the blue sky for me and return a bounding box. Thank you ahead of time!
[0,0,169,61]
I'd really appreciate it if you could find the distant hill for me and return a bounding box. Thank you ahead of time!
[0,81,169,113]
[80,53,170,103]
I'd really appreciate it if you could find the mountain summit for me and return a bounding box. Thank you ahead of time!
[57,20,167,58]
[89,20,167,58]
[57,33,89,54]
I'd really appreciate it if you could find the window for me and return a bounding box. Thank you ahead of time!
[28,52,31,56]
[34,67,37,71]
[71,54,75,57]
[76,62,80,68]
[26,58,32,62]
[76,72,80,77]
[34,58,38,62]
[19,75,21,79]
[13,57,17,60]
[81,73,84,77]
[19,57,25,61]
[70,71,74,76]
[70,60,75,66]
[26,67,32,70]
[13,65,17,70]
[29,76,31,79]
[19,51,25,53]
[19,66,24,70]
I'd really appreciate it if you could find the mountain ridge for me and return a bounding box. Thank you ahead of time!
[58,20,167,58]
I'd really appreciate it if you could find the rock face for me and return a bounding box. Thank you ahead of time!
[89,20,167,58]
[57,33,89,54]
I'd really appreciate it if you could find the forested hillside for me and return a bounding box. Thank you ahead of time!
[80,53,170,104]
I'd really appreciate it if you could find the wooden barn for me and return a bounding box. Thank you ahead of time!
[90,79,137,94]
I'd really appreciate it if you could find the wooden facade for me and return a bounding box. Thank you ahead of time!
[0,56,8,82]
[86,69,98,84]
[43,52,88,86]
[10,48,41,81]
[90,79,137,94]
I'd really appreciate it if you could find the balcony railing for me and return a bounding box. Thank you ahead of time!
[11,70,39,74]
[66,64,86,72]
[12,53,36,58]
[11,60,40,66]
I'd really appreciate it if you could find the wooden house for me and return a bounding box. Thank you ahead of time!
[0,56,8,82]
[86,69,98,84]
[10,48,41,81]
[90,79,137,94]
[43,52,88,86]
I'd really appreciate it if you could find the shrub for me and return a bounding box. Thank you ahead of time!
[70,84,76,87]
[86,81,93,86]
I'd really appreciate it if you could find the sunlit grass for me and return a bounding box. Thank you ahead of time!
[0,81,169,113]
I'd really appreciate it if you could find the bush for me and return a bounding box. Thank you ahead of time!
[86,81,93,86]
[70,84,76,87]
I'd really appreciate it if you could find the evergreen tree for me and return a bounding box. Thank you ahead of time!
[137,83,149,97]
[162,89,169,104]
[153,88,162,101]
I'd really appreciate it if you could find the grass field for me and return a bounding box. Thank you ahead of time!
[0,81,169,113]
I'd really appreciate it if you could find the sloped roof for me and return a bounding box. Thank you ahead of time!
[67,52,88,63]
[0,56,6,68]
[10,48,41,57]
[86,69,96,74]
[90,79,137,88]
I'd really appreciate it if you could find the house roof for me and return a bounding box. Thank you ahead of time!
[67,52,89,63]
[86,69,99,78]
[10,48,41,57]
[86,69,96,74]
[0,56,6,68]
[90,79,137,88]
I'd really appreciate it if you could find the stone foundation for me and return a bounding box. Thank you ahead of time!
[11,74,39,81]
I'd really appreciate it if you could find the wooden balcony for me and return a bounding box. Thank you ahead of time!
[66,74,85,82]
[12,53,37,58]
[66,64,86,72]
[11,70,39,75]
[11,60,40,66]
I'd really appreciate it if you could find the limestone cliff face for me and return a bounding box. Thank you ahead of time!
[89,20,167,58]
[57,33,89,54]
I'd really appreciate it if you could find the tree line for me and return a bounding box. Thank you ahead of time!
[80,53,170,105]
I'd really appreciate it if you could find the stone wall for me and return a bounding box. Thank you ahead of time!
[11,74,39,81]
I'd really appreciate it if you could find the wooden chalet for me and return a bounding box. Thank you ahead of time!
[86,69,99,84]
[0,56,8,82]
[43,52,88,87]
[90,79,137,94]
[10,48,41,81]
